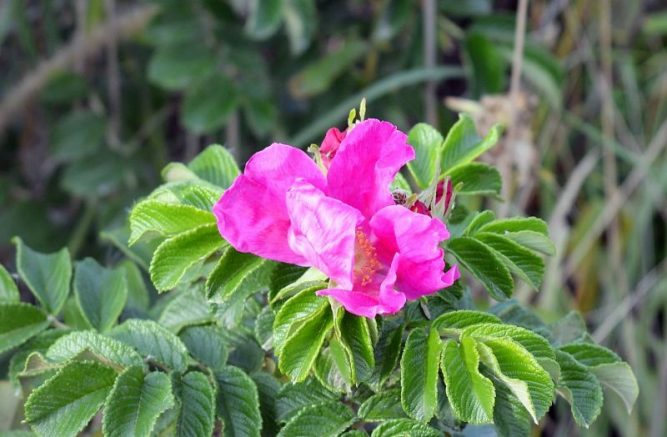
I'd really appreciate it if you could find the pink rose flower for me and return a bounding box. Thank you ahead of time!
[319,126,347,168]
[213,119,459,318]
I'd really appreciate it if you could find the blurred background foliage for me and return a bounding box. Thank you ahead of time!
[0,0,666,435]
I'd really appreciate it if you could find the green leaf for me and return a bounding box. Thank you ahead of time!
[461,323,556,366]
[491,376,533,437]
[276,378,337,422]
[370,419,440,437]
[13,237,71,314]
[51,110,105,162]
[589,362,638,414]
[476,338,554,423]
[559,343,620,366]
[73,258,127,332]
[176,371,216,437]
[339,313,375,383]
[0,264,20,302]
[118,260,149,311]
[463,32,506,96]
[441,337,495,423]
[158,287,213,332]
[207,248,275,302]
[182,73,239,134]
[272,283,328,355]
[478,217,549,236]
[149,181,222,210]
[554,350,603,427]
[370,323,404,387]
[400,327,440,421]
[447,237,514,300]
[245,0,282,39]
[315,342,352,393]
[432,310,501,332]
[103,366,175,437]
[0,302,49,354]
[359,389,407,422]
[278,401,355,437]
[111,319,189,371]
[406,123,443,189]
[214,366,262,437]
[129,200,214,245]
[447,162,501,196]
[441,114,502,171]
[251,372,281,435]
[24,361,117,437]
[463,211,496,236]
[46,330,144,368]
[187,145,240,189]
[282,0,316,55]
[279,305,333,382]
[150,223,225,292]
[148,44,216,91]
[179,325,228,370]
[503,230,556,256]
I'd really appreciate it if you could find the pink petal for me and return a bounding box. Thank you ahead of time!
[213,144,326,264]
[327,119,414,219]
[317,255,406,318]
[320,127,346,168]
[369,205,455,300]
[286,180,363,289]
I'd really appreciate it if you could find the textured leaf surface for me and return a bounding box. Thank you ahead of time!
[74,258,127,332]
[24,361,117,437]
[272,284,327,355]
[400,327,440,421]
[111,319,189,371]
[554,350,603,427]
[590,362,638,413]
[358,389,406,421]
[129,200,214,245]
[441,114,501,170]
[179,325,228,370]
[158,287,213,332]
[432,310,501,332]
[206,248,275,303]
[0,302,49,354]
[406,123,443,189]
[187,145,240,189]
[0,264,19,302]
[370,419,440,437]
[103,366,175,437]
[475,232,545,289]
[215,366,262,437]
[276,378,337,422]
[13,237,71,314]
[175,371,216,437]
[46,330,144,368]
[278,401,355,437]
[339,313,375,383]
[447,162,502,195]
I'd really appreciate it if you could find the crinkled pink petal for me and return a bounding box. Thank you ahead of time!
[327,119,414,218]
[369,205,455,300]
[316,254,406,318]
[285,180,363,289]
[213,144,326,264]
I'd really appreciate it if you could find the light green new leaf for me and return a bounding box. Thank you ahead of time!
[215,366,262,437]
[279,305,333,382]
[462,323,555,362]
[406,123,443,189]
[150,223,225,292]
[13,237,72,315]
[463,211,496,236]
[503,230,556,256]
[149,180,222,210]
[0,264,19,302]
[432,310,501,333]
[103,366,175,437]
[182,74,239,134]
[447,237,514,301]
[447,162,501,196]
[129,200,214,245]
[111,319,189,372]
[0,302,49,354]
[187,145,240,189]
[278,401,355,437]
[478,217,549,236]
[179,325,228,371]
[476,338,554,423]
[441,114,502,171]
[400,327,440,421]
[24,361,117,437]
[441,337,495,423]
[74,259,127,332]
[206,248,275,302]
[554,350,603,428]
[476,232,545,289]
[46,330,144,368]
[176,371,216,437]
[370,419,440,437]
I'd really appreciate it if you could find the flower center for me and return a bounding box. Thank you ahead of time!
[354,227,381,286]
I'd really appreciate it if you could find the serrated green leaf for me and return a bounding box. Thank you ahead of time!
[400,327,440,421]
[504,230,556,256]
[462,323,555,362]
[441,337,495,423]
[432,310,502,332]
[314,344,352,393]
[24,361,117,437]
[554,350,603,427]
[245,0,282,39]
[148,44,216,91]
[370,419,440,437]
[46,330,144,368]
[278,401,355,437]
[13,237,71,314]
[370,323,404,387]
[0,264,19,302]
[475,233,545,289]
[478,217,549,236]
[0,302,49,354]
[463,211,496,236]
[406,123,443,189]
[149,181,222,210]
[269,263,309,296]
[175,371,216,437]
[339,313,375,383]
[279,305,333,382]
[150,224,225,292]
[118,260,149,311]
[359,389,406,422]
[111,319,189,371]
[559,343,620,366]
[251,372,281,435]
[222,330,264,374]
[491,376,533,437]
[158,287,213,332]
[182,74,239,134]
[187,145,240,189]
[206,248,275,301]
[73,259,127,332]
[273,284,327,355]
[589,362,638,413]
[276,378,337,422]
[255,305,275,350]
[179,325,228,371]
[215,366,262,437]
[129,200,214,245]
[441,114,501,171]
[447,162,501,196]
[476,338,554,423]
[447,237,514,300]
[103,366,175,437]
